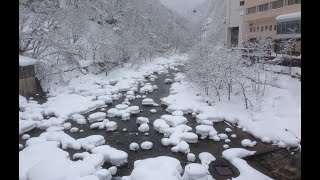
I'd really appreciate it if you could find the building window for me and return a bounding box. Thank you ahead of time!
[258,3,269,12]
[240,1,245,6]
[246,7,256,15]
[269,25,272,31]
[253,27,256,32]
[265,26,268,30]
[287,0,295,6]
[261,26,264,31]
[274,24,277,31]
[295,0,301,4]
[257,26,260,31]
[271,0,284,9]
[277,20,301,34]
[250,28,252,32]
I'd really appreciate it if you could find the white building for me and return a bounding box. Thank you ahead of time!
[225,0,245,48]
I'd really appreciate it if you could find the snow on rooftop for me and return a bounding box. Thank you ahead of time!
[19,55,37,66]
[276,12,301,21]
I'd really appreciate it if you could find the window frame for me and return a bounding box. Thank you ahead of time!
[258,3,269,12]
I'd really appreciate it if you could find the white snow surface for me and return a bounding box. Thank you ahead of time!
[198,152,216,169]
[222,148,272,180]
[129,156,183,180]
[161,65,301,147]
[141,141,153,150]
[42,94,105,118]
[182,163,214,180]
[91,145,128,166]
[276,12,301,21]
[19,55,37,66]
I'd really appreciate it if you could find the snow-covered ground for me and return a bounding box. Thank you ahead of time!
[19,54,300,180]
[161,63,301,148]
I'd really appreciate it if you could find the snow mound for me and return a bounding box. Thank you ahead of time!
[150,109,157,113]
[187,153,196,162]
[241,139,257,148]
[129,156,183,180]
[136,117,149,124]
[43,94,105,118]
[199,152,216,169]
[172,110,184,116]
[91,145,128,166]
[218,133,228,140]
[77,135,105,151]
[129,143,139,151]
[19,120,37,135]
[171,140,190,154]
[71,114,87,125]
[153,119,170,132]
[70,127,79,133]
[225,128,232,132]
[195,125,217,139]
[182,163,213,180]
[138,124,150,132]
[141,141,153,150]
[222,148,272,180]
[160,114,187,127]
[105,121,117,131]
[142,98,156,106]
[88,112,106,123]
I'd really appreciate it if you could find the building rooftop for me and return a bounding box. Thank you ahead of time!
[276,12,301,21]
[19,55,37,66]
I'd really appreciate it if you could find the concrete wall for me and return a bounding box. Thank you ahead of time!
[225,0,245,47]
[19,77,36,97]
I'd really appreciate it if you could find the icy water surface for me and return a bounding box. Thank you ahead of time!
[19,66,300,180]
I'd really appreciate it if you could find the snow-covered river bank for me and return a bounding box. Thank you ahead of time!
[19,54,300,180]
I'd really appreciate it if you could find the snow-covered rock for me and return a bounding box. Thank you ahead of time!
[138,124,150,132]
[161,115,187,127]
[187,153,196,162]
[153,119,170,132]
[91,145,128,166]
[105,121,117,131]
[142,98,155,106]
[88,112,106,123]
[218,133,228,140]
[222,148,272,180]
[195,125,217,139]
[70,127,79,133]
[77,135,105,151]
[241,139,257,148]
[225,128,232,133]
[172,110,184,116]
[129,156,182,180]
[129,143,139,151]
[150,109,157,113]
[71,114,86,125]
[171,141,190,154]
[199,152,216,169]
[182,163,212,180]
[22,134,31,140]
[136,117,149,124]
[141,141,153,150]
